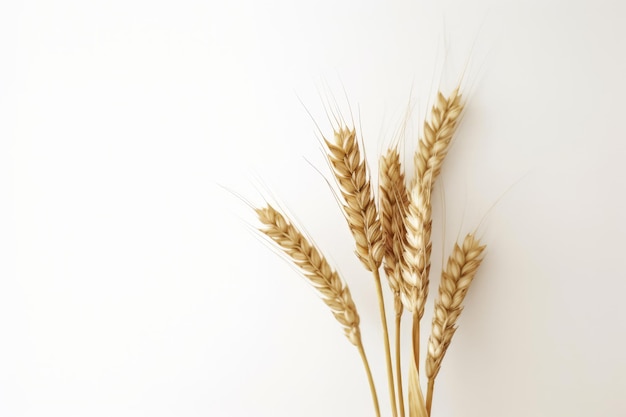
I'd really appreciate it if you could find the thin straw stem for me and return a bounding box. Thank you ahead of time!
[426,379,434,415]
[357,339,381,417]
[412,311,420,372]
[395,311,405,417]
[373,268,398,417]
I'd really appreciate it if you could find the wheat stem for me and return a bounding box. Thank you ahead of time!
[399,90,464,413]
[325,127,396,416]
[357,339,382,417]
[373,268,398,417]
[425,380,434,416]
[408,348,428,417]
[412,311,420,373]
[379,148,409,417]
[394,310,405,417]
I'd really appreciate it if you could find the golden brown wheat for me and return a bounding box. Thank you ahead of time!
[379,147,409,313]
[250,83,486,417]
[425,233,486,414]
[256,204,361,345]
[325,127,384,272]
[401,89,464,318]
[380,147,410,417]
[401,179,432,318]
[326,127,398,417]
[413,89,464,192]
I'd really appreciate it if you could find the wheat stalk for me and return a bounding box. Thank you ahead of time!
[425,233,486,415]
[324,126,397,417]
[401,89,465,377]
[408,350,428,417]
[379,147,410,417]
[256,204,381,416]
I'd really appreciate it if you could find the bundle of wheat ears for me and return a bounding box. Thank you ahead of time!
[254,86,486,417]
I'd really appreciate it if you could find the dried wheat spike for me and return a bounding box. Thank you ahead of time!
[256,204,361,345]
[426,233,486,380]
[400,89,464,317]
[379,148,409,313]
[400,180,432,317]
[414,88,463,191]
[325,127,384,272]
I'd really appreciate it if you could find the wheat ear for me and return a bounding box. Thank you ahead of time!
[325,127,384,271]
[379,147,409,417]
[325,127,396,417]
[380,147,409,313]
[425,233,486,415]
[401,89,465,375]
[413,88,463,191]
[256,204,381,416]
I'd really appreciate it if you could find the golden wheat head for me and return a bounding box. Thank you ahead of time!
[400,179,432,317]
[414,89,463,191]
[400,89,464,318]
[256,204,361,345]
[426,233,486,381]
[325,127,384,272]
[379,147,409,313]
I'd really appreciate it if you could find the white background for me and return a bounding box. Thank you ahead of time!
[2,0,626,416]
